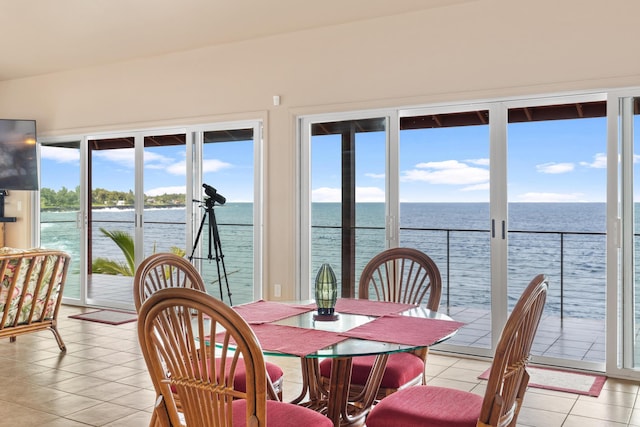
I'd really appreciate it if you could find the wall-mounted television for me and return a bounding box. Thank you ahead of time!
[0,119,38,191]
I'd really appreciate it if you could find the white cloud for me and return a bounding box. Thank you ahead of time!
[312,186,385,202]
[536,162,574,174]
[312,187,340,202]
[579,153,607,169]
[460,183,490,191]
[356,186,385,202]
[143,151,175,170]
[145,186,186,197]
[365,172,385,179]
[203,158,232,173]
[166,160,187,175]
[515,192,585,202]
[94,148,135,167]
[162,158,231,176]
[414,160,466,170]
[93,150,231,176]
[577,152,640,168]
[466,158,490,166]
[402,160,489,185]
[40,146,79,163]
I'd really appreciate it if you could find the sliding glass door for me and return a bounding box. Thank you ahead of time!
[142,133,189,258]
[39,138,83,302]
[301,96,610,370]
[614,93,640,378]
[87,133,138,308]
[398,106,493,351]
[39,121,264,310]
[506,98,607,367]
[192,123,261,306]
[300,114,390,300]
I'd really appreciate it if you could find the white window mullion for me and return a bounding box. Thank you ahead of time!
[489,103,508,348]
[387,113,400,248]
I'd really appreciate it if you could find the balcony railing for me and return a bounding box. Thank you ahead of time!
[44,211,609,321]
[312,226,607,321]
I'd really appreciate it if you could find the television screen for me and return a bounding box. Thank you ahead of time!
[0,119,38,190]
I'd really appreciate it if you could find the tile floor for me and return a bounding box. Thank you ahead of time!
[0,304,638,426]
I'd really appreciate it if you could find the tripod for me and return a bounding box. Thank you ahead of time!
[189,197,232,305]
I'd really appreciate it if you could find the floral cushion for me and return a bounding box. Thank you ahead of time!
[0,248,67,327]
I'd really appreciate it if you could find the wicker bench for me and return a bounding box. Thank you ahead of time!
[0,248,71,351]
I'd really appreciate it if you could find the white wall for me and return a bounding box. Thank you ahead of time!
[1,0,639,297]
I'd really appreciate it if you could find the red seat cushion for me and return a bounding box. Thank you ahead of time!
[170,357,283,393]
[232,399,333,426]
[319,352,424,388]
[366,385,483,427]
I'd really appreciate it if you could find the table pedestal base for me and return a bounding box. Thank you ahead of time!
[291,354,389,427]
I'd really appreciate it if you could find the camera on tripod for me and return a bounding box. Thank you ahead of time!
[203,183,226,206]
[190,183,232,304]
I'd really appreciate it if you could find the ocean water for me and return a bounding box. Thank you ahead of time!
[41,202,608,318]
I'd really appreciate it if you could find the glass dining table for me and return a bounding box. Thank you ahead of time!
[225,298,464,427]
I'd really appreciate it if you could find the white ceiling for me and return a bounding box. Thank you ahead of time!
[0,0,472,81]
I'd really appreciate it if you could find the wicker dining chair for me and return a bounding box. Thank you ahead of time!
[138,287,333,427]
[366,274,549,427]
[133,254,284,402]
[319,247,442,399]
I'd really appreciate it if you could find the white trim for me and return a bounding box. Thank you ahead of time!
[298,115,312,301]
[490,103,508,350]
[387,112,399,248]
[253,122,264,299]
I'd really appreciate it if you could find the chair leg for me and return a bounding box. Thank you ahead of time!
[149,410,159,427]
[267,375,283,401]
[151,396,172,427]
[50,324,66,351]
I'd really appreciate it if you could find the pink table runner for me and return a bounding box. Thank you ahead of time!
[232,300,315,324]
[334,298,417,317]
[216,323,346,357]
[339,315,465,347]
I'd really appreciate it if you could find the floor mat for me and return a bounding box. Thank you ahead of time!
[479,366,606,397]
[69,309,138,325]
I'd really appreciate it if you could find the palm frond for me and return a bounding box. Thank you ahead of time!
[99,227,135,274]
[92,257,133,276]
[170,246,186,257]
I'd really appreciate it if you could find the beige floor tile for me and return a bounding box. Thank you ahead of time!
[603,377,640,394]
[561,414,626,426]
[109,388,158,411]
[0,304,639,426]
[521,391,576,413]
[517,406,568,427]
[26,392,103,416]
[102,411,154,426]
[40,418,96,427]
[570,400,633,424]
[65,401,140,426]
[629,408,640,426]
[0,400,60,426]
[577,388,637,408]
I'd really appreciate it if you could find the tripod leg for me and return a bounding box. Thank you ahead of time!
[189,211,208,261]
[208,210,226,302]
[210,209,232,305]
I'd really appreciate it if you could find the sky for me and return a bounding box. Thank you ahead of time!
[312,116,609,203]
[39,115,615,203]
[40,139,255,202]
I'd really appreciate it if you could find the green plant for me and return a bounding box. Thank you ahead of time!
[92,228,185,276]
